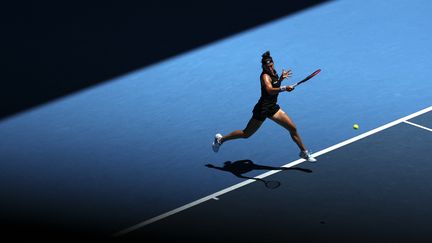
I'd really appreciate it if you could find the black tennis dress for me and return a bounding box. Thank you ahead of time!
[252,71,281,121]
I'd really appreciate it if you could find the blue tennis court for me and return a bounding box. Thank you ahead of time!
[1,0,431,241]
[119,108,432,242]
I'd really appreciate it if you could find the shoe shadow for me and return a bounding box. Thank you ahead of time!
[205,159,312,189]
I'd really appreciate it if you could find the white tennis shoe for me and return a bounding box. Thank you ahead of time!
[299,150,317,162]
[212,133,223,152]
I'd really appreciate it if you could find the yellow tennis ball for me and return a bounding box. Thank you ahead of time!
[353,124,359,130]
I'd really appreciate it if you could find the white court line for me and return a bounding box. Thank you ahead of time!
[403,121,432,132]
[113,105,432,237]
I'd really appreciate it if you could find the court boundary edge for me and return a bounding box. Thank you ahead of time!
[113,105,432,237]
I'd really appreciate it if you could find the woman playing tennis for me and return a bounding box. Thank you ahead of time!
[212,51,316,162]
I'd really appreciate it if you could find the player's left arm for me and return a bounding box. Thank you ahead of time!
[279,69,292,82]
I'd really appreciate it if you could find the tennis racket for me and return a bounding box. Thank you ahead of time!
[291,69,321,88]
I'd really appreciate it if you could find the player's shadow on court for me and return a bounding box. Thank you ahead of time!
[205,159,312,189]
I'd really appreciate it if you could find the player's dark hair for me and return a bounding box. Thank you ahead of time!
[261,51,278,77]
[261,51,273,65]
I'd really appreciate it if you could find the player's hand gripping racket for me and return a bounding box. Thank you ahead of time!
[291,69,321,88]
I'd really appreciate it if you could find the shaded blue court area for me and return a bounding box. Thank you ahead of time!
[122,109,432,242]
[1,0,432,241]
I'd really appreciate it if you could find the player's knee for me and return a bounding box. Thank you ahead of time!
[242,130,253,138]
[288,125,297,134]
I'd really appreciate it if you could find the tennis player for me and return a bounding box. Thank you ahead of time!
[212,51,316,162]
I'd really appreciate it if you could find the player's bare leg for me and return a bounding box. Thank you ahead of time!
[212,118,263,152]
[221,118,263,143]
[270,109,316,162]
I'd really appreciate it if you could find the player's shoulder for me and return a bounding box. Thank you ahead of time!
[260,72,271,81]
[260,71,269,78]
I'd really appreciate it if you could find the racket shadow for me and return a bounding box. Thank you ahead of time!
[205,159,312,189]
